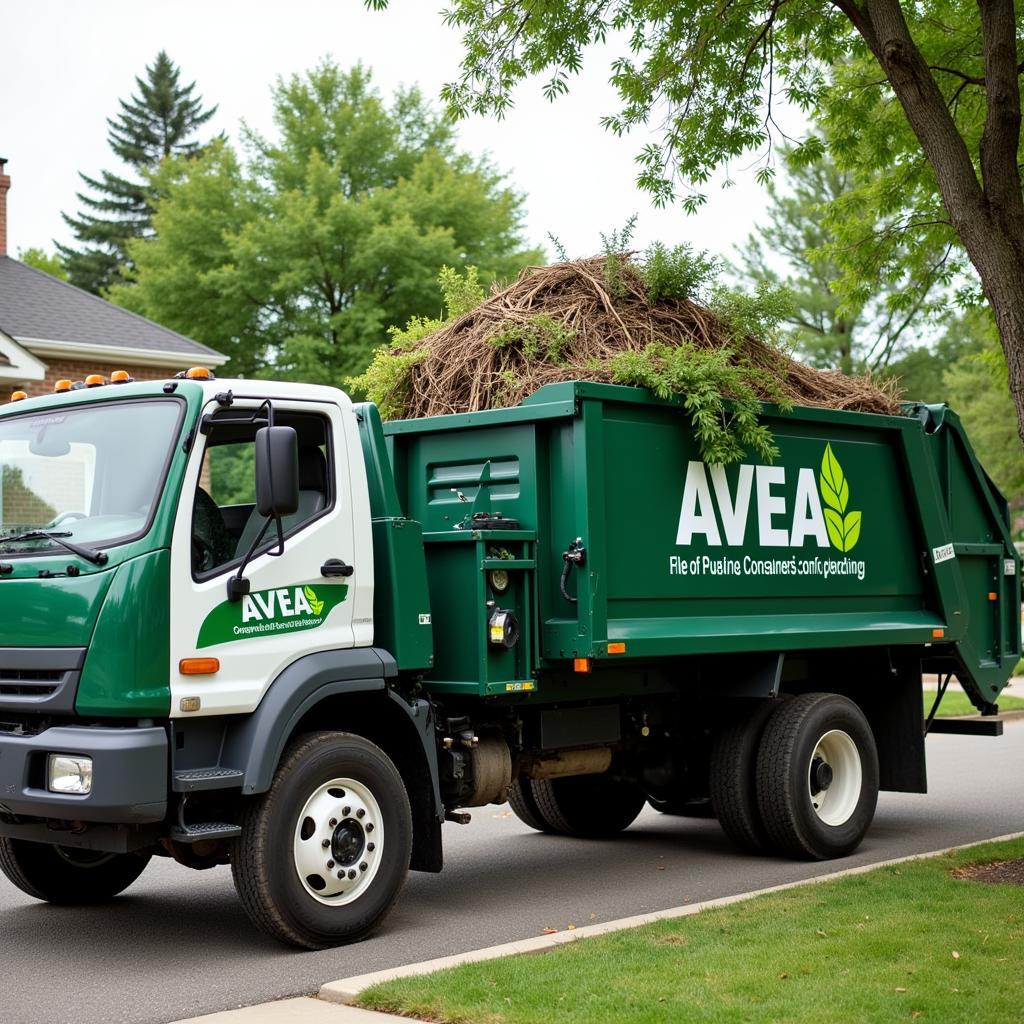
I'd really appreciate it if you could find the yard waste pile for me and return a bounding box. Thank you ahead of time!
[355,253,899,461]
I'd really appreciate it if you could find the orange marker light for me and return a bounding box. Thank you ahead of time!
[10,391,27,402]
[54,379,73,393]
[179,657,220,676]
[573,657,592,674]
[932,628,945,639]
[110,370,133,384]
[988,592,998,602]
[608,642,626,655]
[84,374,105,388]
[185,366,213,380]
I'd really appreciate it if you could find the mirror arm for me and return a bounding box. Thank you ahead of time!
[227,516,273,601]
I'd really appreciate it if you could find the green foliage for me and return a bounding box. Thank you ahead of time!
[59,51,218,295]
[733,145,948,374]
[113,61,539,383]
[489,314,574,363]
[941,310,1024,510]
[16,248,67,281]
[609,341,781,465]
[641,243,718,305]
[599,215,638,300]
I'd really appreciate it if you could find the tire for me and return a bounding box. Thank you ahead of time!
[0,840,150,904]
[507,778,555,832]
[756,693,879,860]
[709,700,782,853]
[646,795,716,818]
[529,773,646,837]
[232,731,412,949]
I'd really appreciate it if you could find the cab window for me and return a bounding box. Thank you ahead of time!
[192,410,332,576]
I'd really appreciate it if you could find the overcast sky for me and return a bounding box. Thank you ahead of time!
[1,0,788,265]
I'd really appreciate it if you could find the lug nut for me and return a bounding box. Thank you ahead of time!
[366,823,374,833]
[329,818,338,827]
[366,842,375,852]
[327,860,335,869]
[356,808,365,819]
[321,839,330,848]
[360,862,367,872]
[343,806,351,816]
[337,870,345,879]
[348,869,356,879]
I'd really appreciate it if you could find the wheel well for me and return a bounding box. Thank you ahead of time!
[289,691,443,873]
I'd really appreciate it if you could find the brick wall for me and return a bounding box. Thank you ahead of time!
[12,359,185,399]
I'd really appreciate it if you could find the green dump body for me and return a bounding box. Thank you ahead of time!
[380,382,1020,707]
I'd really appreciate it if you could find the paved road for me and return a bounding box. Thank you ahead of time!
[3,722,1023,1024]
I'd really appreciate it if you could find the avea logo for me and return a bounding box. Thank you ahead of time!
[676,443,862,553]
[241,585,325,623]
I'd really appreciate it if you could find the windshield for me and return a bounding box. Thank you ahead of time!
[0,399,183,555]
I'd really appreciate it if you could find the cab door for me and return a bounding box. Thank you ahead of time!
[169,396,360,717]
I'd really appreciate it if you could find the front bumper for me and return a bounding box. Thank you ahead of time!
[0,725,167,823]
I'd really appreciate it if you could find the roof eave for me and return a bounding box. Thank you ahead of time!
[16,336,230,368]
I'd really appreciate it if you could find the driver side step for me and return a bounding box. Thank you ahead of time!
[171,822,242,843]
[173,767,245,792]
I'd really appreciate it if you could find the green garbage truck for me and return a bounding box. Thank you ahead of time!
[0,370,1017,948]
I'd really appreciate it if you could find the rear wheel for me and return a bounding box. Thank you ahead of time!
[530,774,646,837]
[0,840,150,904]
[709,700,782,853]
[507,778,555,832]
[232,731,412,949]
[756,693,879,860]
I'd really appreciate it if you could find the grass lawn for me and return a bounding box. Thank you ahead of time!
[928,690,1024,716]
[360,837,1024,1024]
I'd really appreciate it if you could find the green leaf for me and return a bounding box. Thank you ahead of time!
[819,443,848,514]
[304,585,325,616]
[842,510,861,552]
[824,507,845,550]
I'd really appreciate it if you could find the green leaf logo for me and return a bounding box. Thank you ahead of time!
[819,444,862,552]
[304,585,325,616]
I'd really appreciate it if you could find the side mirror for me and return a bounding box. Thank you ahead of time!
[254,426,299,518]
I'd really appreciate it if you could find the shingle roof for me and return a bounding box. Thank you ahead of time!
[0,256,223,359]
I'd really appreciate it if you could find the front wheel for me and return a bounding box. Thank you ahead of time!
[232,732,412,949]
[0,840,150,904]
[756,693,879,860]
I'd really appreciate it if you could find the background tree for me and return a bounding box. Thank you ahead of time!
[16,248,68,282]
[111,61,540,383]
[734,146,947,374]
[58,51,218,294]
[400,1,1024,446]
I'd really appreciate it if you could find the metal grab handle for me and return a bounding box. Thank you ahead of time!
[321,558,354,578]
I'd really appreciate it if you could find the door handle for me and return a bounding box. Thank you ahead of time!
[321,558,354,578]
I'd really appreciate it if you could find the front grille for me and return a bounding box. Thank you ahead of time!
[0,650,86,714]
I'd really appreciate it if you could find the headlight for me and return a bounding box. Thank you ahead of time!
[47,754,92,795]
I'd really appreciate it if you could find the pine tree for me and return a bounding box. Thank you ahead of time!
[58,51,217,294]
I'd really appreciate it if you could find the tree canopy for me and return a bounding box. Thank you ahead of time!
[59,51,218,294]
[384,1,1024,443]
[111,61,540,383]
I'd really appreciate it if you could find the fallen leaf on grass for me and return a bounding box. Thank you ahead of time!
[895,987,907,993]
[952,951,961,959]
[778,972,789,980]
[816,929,827,937]
[911,1011,922,1019]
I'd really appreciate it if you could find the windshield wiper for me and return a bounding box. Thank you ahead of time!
[0,530,108,566]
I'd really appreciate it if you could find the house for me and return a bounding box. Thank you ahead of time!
[0,158,227,397]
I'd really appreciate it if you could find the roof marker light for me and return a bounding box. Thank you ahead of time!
[54,379,73,393]
[184,366,214,381]
[84,374,106,388]
[10,391,27,403]
[110,370,134,384]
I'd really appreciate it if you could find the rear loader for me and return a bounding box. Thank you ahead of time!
[0,372,1017,947]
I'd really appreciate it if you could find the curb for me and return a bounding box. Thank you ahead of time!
[170,831,1024,1023]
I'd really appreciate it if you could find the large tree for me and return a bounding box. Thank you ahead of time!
[734,146,947,373]
[58,51,218,294]
[392,1,1024,444]
[111,61,540,382]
